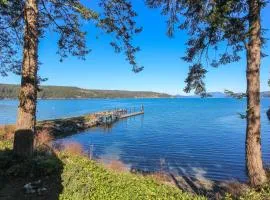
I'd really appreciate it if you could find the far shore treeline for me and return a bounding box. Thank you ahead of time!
[0,84,270,99]
[0,84,172,99]
[0,84,269,99]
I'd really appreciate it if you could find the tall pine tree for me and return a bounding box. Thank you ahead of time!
[0,0,142,157]
[146,0,268,186]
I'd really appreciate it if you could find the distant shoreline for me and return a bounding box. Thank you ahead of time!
[0,97,174,100]
[1,84,269,99]
[0,83,172,99]
[1,97,270,101]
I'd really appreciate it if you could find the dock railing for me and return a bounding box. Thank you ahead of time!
[99,105,144,125]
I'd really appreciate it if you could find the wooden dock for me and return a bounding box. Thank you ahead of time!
[99,106,144,125]
[119,111,144,119]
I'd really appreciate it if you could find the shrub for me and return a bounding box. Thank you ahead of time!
[224,184,270,200]
[34,129,54,147]
[0,125,15,140]
[0,148,62,178]
[102,159,130,173]
[62,142,85,156]
[149,171,174,185]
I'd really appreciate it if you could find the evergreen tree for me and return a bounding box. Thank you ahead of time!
[0,0,142,157]
[146,0,268,186]
[0,0,7,5]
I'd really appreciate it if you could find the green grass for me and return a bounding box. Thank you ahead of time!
[0,140,205,200]
[1,138,269,200]
[58,153,205,200]
[0,138,12,151]
[225,187,270,200]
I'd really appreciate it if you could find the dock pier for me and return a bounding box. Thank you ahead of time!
[119,111,144,119]
[20,105,146,138]
[99,105,144,125]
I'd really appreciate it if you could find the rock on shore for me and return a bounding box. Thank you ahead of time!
[36,110,125,138]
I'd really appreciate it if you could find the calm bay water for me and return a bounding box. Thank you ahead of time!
[0,98,269,182]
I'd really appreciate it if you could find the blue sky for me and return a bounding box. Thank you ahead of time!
[1,1,269,95]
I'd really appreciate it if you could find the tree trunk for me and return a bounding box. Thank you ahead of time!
[13,0,39,157]
[246,0,267,187]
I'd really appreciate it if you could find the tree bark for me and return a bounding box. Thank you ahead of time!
[13,0,39,157]
[246,0,267,187]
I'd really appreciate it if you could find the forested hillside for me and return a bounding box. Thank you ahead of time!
[0,84,171,99]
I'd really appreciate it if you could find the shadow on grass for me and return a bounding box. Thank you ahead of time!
[128,160,249,200]
[0,147,64,200]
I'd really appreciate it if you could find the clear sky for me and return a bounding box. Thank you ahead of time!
[1,0,269,95]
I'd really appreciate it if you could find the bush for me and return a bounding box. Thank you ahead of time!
[34,129,54,147]
[0,125,15,140]
[62,142,85,156]
[0,149,62,178]
[101,159,130,173]
[224,184,270,200]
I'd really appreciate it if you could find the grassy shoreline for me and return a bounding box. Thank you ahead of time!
[0,138,206,200]
[0,117,269,199]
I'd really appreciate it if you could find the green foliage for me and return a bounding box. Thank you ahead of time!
[58,154,205,200]
[0,148,62,177]
[0,84,171,99]
[224,90,247,99]
[0,141,205,200]
[1,140,270,200]
[146,0,268,96]
[0,0,142,77]
[0,137,12,151]
[0,137,61,177]
[0,0,7,5]
[224,184,270,200]
[183,64,208,96]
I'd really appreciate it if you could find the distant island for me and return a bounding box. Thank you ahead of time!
[0,84,171,99]
[176,91,270,98]
[0,84,269,99]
